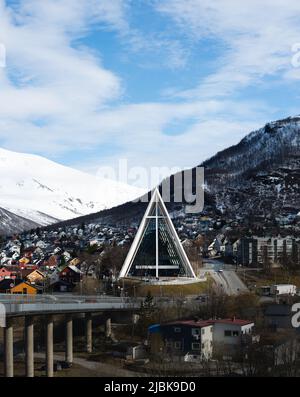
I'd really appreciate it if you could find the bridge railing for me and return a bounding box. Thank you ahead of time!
[0,293,127,304]
[0,293,141,315]
[4,301,140,315]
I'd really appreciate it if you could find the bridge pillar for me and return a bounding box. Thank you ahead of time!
[46,315,54,377]
[105,318,111,338]
[4,318,14,377]
[25,316,34,377]
[85,313,92,353]
[65,315,73,364]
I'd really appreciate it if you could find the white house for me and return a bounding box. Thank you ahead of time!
[149,317,256,362]
[270,284,297,296]
[209,318,255,355]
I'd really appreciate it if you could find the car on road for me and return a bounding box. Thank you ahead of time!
[194,294,208,303]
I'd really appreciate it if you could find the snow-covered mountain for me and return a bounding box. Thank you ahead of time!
[0,207,40,235]
[2,115,299,235]
[0,148,144,233]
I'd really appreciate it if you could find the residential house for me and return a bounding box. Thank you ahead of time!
[69,257,80,266]
[59,264,82,284]
[148,317,256,362]
[19,257,30,267]
[148,320,213,360]
[44,254,59,270]
[220,237,233,258]
[209,318,255,357]
[0,267,16,281]
[208,238,222,257]
[25,269,46,285]
[0,278,38,294]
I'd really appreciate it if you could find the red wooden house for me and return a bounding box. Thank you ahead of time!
[0,267,16,281]
[59,265,82,284]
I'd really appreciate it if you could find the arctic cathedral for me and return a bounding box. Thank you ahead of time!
[119,188,197,281]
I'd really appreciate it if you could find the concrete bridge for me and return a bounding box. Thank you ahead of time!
[0,294,140,378]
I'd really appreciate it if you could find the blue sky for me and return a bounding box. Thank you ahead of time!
[1,0,300,187]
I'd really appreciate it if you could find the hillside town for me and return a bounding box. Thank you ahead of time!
[0,205,299,377]
[0,208,300,295]
[1,0,300,383]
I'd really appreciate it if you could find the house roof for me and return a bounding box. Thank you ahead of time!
[163,320,212,328]
[18,269,36,277]
[67,264,81,273]
[208,318,254,326]
[0,278,25,290]
[26,269,45,277]
[0,267,12,273]
[161,317,254,328]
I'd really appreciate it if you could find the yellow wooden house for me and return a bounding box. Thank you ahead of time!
[11,281,38,295]
[0,279,38,294]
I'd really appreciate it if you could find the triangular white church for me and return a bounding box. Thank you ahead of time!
[119,188,197,279]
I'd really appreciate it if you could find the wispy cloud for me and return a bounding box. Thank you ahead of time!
[0,0,125,148]
[155,0,300,98]
[0,0,297,187]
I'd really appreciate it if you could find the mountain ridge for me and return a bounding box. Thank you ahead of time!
[2,115,300,235]
[43,115,300,230]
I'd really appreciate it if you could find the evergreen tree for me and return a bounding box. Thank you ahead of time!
[137,291,157,335]
[141,291,156,317]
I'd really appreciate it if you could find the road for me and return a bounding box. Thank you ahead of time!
[202,259,248,296]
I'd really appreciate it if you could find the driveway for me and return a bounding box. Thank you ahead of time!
[34,352,144,377]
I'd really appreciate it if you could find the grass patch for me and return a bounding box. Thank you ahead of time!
[241,269,300,289]
[120,277,213,297]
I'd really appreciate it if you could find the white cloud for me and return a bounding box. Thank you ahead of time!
[0,0,125,148]
[155,0,300,98]
[0,0,289,189]
[72,98,270,187]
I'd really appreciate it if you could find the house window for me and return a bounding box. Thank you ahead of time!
[174,327,181,333]
[192,343,201,350]
[174,341,182,350]
[224,330,232,337]
[192,328,200,335]
[232,331,239,337]
[201,328,205,335]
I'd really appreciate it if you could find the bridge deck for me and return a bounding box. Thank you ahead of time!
[0,294,140,317]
